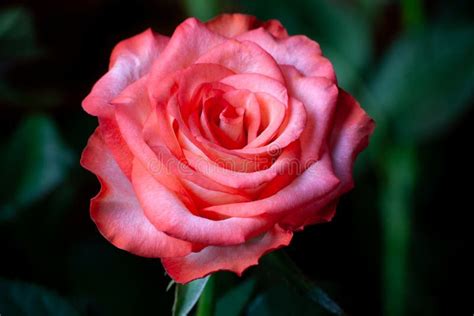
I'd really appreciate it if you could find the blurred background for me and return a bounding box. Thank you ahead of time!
[0,0,472,315]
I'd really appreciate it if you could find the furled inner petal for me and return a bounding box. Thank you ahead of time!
[219,105,246,146]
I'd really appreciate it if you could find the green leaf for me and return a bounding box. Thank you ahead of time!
[215,278,255,316]
[260,252,346,316]
[196,275,215,316]
[172,276,210,316]
[364,24,474,142]
[0,115,73,222]
[0,6,40,58]
[0,279,80,316]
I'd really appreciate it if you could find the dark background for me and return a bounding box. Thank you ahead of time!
[0,0,473,315]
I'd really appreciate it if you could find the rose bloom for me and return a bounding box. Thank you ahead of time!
[81,14,374,284]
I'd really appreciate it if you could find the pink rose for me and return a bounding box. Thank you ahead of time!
[81,13,374,283]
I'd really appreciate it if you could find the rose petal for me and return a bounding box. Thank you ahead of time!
[245,92,286,148]
[80,129,193,258]
[205,13,288,39]
[203,151,340,217]
[237,28,336,81]
[196,39,285,83]
[220,73,288,105]
[182,141,300,189]
[235,97,306,156]
[132,160,272,245]
[162,224,292,284]
[148,17,226,95]
[282,65,339,166]
[330,89,375,191]
[83,29,168,117]
[280,198,338,230]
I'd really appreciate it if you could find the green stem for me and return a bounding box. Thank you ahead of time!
[379,146,417,316]
[196,275,215,316]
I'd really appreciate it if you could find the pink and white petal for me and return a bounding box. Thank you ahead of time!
[221,73,288,105]
[80,129,193,258]
[182,141,299,190]
[177,63,235,116]
[181,179,251,209]
[205,14,260,38]
[280,198,339,230]
[132,159,273,246]
[162,225,293,284]
[115,104,189,195]
[245,92,286,148]
[237,28,336,81]
[98,117,134,178]
[205,13,289,39]
[195,39,285,83]
[236,97,306,155]
[148,18,226,95]
[83,29,168,117]
[330,89,375,191]
[282,65,339,166]
[261,19,289,39]
[204,151,340,218]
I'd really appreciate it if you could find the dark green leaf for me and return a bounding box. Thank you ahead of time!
[0,115,73,222]
[172,276,210,316]
[365,24,474,142]
[0,279,80,316]
[215,278,255,316]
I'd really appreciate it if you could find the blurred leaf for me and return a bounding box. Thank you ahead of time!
[173,276,210,316]
[215,278,255,316]
[260,252,346,316]
[0,6,39,58]
[0,279,80,316]
[182,0,221,21]
[0,114,73,222]
[365,24,474,142]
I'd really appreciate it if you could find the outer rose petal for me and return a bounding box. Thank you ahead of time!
[281,91,375,229]
[330,89,375,191]
[195,39,285,83]
[237,28,336,81]
[148,17,226,93]
[205,13,288,39]
[162,225,292,284]
[80,129,193,258]
[282,65,339,165]
[132,160,273,246]
[203,152,340,217]
[83,29,168,117]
